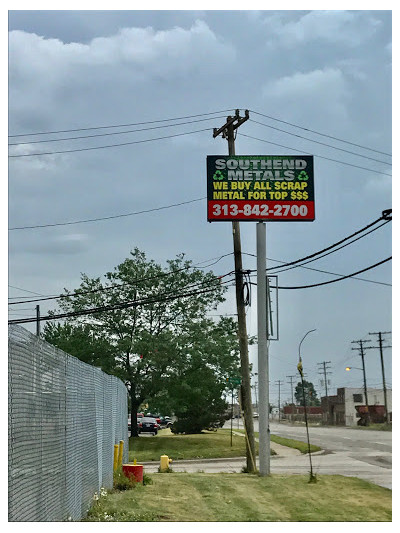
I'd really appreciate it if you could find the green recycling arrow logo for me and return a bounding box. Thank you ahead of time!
[297,170,309,181]
[213,170,224,180]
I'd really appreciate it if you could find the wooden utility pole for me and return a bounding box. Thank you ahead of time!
[368,331,391,423]
[213,109,256,472]
[275,380,283,422]
[287,375,296,422]
[351,339,371,425]
[317,361,332,398]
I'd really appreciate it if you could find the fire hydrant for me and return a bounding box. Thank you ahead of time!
[160,454,172,472]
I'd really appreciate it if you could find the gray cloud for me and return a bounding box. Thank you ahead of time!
[8,10,392,401]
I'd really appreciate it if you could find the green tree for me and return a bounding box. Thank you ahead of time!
[294,380,321,406]
[149,317,240,433]
[43,248,238,435]
[43,322,116,374]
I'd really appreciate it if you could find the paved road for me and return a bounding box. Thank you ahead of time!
[226,419,392,488]
[140,421,392,489]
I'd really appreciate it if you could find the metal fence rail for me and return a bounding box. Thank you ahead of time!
[8,325,128,522]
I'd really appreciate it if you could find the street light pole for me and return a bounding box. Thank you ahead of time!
[297,329,317,483]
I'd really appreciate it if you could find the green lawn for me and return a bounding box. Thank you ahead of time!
[129,428,321,462]
[355,423,392,431]
[84,473,392,522]
[129,428,266,462]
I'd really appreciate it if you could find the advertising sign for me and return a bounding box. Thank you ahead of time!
[207,155,315,222]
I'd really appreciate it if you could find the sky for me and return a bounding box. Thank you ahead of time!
[7,6,393,408]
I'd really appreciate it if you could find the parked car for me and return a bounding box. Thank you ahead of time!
[146,413,161,424]
[138,417,159,435]
[159,416,173,428]
[128,413,144,430]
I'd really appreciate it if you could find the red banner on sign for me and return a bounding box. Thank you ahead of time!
[208,200,315,221]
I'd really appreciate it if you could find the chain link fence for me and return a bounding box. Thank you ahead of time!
[8,325,128,522]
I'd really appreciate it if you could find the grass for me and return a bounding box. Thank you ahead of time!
[129,427,322,462]
[221,428,321,454]
[83,472,392,522]
[129,428,265,462]
[355,423,392,431]
[270,434,321,454]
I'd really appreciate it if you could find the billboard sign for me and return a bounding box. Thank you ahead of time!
[207,155,314,222]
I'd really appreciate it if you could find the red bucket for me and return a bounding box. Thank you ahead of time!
[122,464,143,483]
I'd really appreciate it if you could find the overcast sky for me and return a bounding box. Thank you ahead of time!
[7,7,392,406]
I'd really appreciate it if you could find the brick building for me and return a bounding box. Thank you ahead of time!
[321,387,392,426]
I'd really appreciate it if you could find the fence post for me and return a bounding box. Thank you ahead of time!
[118,440,124,467]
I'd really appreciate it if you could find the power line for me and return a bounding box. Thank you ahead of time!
[8,127,213,158]
[8,278,235,326]
[9,197,206,230]
[10,108,390,159]
[249,109,392,157]
[248,118,391,166]
[9,109,236,138]
[8,285,46,297]
[8,115,228,146]
[8,254,234,305]
[271,256,391,290]
[242,253,391,287]
[239,132,392,177]
[266,211,390,272]
[271,220,391,275]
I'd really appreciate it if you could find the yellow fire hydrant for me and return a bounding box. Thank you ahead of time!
[160,455,172,472]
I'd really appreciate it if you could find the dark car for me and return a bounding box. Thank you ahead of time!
[159,416,173,428]
[146,413,161,425]
[138,417,159,435]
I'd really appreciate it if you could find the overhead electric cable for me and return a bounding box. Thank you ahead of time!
[266,212,390,271]
[239,133,392,177]
[242,253,391,287]
[9,109,235,138]
[8,279,235,325]
[8,285,46,297]
[8,127,212,158]
[250,109,392,157]
[248,119,391,166]
[9,115,227,146]
[271,257,391,290]
[270,220,391,275]
[8,254,234,305]
[9,197,207,230]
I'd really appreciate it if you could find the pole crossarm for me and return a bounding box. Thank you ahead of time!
[213,109,249,138]
[367,331,391,423]
[351,339,371,423]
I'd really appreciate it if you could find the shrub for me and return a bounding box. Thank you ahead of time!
[113,467,140,491]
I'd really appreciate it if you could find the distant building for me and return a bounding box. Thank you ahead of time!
[282,404,323,423]
[321,387,392,426]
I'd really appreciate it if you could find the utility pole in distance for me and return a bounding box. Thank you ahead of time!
[275,380,283,422]
[213,110,256,473]
[368,331,391,423]
[287,375,296,422]
[351,339,371,425]
[317,361,332,399]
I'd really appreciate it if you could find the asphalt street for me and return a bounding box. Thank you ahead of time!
[140,421,392,489]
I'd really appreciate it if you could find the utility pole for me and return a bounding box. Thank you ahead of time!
[368,332,391,423]
[317,361,332,398]
[351,339,371,424]
[36,305,40,337]
[275,380,283,422]
[213,110,256,473]
[287,375,296,422]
